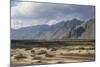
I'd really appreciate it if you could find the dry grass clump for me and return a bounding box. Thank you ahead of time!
[33,54,45,60]
[37,50,47,55]
[50,48,58,51]
[56,61,65,63]
[31,50,35,53]
[14,54,27,60]
[45,52,55,57]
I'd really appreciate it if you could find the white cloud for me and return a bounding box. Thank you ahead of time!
[11,19,47,29]
[11,2,41,17]
[47,20,60,25]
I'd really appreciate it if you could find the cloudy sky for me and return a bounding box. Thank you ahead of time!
[11,1,95,29]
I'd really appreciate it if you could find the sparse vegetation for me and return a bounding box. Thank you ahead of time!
[11,40,95,66]
[14,54,27,60]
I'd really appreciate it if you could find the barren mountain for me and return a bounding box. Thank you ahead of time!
[11,18,95,40]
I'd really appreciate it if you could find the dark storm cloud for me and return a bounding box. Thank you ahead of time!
[34,4,95,20]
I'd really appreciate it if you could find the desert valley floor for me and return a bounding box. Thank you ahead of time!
[11,40,95,66]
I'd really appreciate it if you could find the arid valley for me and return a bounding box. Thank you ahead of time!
[11,40,95,66]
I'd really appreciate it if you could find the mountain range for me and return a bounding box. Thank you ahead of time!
[11,18,95,40]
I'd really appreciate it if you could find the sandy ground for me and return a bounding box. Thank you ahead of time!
[11,45,95,66]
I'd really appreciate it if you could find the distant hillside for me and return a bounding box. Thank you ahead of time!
[11,18,95,40]
[70,18,95,39]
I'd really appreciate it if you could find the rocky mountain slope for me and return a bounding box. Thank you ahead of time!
[11,18,95,40]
